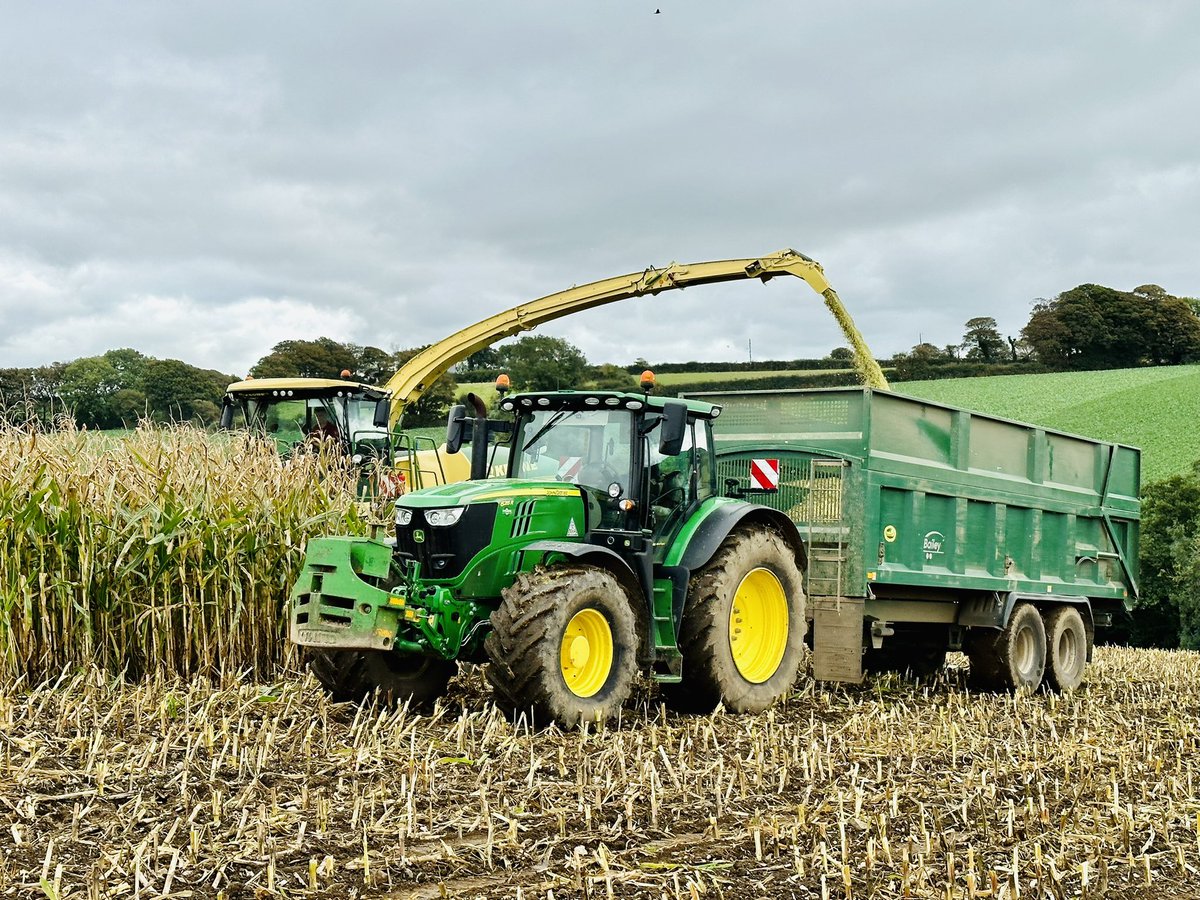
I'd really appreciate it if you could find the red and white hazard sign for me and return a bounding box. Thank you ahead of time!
[750,458,780,491]
[557,457,583,480]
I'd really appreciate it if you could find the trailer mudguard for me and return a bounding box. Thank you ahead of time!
[958,591,1094,634]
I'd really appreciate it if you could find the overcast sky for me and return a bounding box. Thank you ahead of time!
[2,1,1197,378]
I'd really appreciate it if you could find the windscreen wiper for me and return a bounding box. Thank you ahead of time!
[522,410,579,452]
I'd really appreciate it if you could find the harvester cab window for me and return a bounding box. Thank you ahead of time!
[304,400,342,442]
[344,396,390,459]
[258,399,308,453]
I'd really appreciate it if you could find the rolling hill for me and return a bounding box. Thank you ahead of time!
[895,364,1200,483]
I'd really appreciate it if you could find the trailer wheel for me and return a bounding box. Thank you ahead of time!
[966,602,1046,692]
[1043,606,1088,692]
[485,565,639,727]
[664,527,806,714]
[306,649,456,708]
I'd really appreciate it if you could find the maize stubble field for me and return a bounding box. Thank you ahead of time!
[4,652,1200,898]
[2,424,1200,898]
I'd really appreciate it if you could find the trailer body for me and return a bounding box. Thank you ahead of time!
[686,387,1139,682]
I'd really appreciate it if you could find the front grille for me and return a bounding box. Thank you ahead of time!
[394,503,497,579]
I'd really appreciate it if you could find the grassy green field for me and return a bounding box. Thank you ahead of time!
[896,365,1200,483]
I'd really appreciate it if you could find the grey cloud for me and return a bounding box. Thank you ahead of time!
[1,1,1198,373]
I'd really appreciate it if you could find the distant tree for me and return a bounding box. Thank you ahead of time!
[463,347,501,372]
[1006,335,1034,362]
[250,338,357,379]
[500,336,589,392]
[59,356,123,428]
[892,342,948,381]
[960,317,1006,362]
[349,345,397,384]
[1135,462,1200,649]
[110,389,148,426]
[587,364,638,391]
[22,364,67,421]
[1022,283,1200,370]
[144,358,203,421]
[0,365,66,423]
[103,348,149,390]
[828,347,854,361]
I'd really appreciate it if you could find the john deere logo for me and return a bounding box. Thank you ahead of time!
[413,529,426,544]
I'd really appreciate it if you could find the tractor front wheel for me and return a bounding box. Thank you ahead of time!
[485,565,639,727]
[306,649,456,708]
[664,527,806,714]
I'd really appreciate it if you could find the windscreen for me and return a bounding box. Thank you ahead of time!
[511,408,635,494]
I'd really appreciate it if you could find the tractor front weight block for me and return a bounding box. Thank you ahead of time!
[290,536,406,652]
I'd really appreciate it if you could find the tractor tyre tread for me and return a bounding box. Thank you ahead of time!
[306,648,455,709]
[662,527,806,714]
[485,565,639,727]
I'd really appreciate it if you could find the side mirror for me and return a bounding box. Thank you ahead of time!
[658,401,688,456]
[446,404,468,454]
[219,402,234,430]
[373,397,390,428]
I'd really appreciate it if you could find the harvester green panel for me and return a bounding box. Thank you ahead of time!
[687,387,1140,610]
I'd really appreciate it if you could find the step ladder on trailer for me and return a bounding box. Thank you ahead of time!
[804,458,864,684]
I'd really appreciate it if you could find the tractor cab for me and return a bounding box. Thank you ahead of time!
[221,377,392,462]
[495,391,719,553]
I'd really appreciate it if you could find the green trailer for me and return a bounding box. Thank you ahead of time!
[685,386,1139,687]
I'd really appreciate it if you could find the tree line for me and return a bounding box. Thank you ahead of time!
[0,350,235,429]
[894,282,1200,380]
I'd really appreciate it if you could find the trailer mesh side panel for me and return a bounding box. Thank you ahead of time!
[716,452,863,598]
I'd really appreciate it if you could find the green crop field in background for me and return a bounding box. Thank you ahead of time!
[896,365,1200,483]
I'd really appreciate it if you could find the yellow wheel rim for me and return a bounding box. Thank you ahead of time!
[560,608,613,698]
[728,567,789,683]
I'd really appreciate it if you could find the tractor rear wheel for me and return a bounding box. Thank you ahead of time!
[1043,606,1088,692]
[965,602,1046,692]
[485,565,639,727]
[664,527,806,714]
[306,649,456,708]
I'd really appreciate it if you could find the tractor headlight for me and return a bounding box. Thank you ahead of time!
[395,507,414,526]
[424,507,466,527]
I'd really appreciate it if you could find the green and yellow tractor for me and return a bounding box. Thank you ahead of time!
[289,382,808,725]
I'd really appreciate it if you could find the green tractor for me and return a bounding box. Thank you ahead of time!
[290,384,808,725]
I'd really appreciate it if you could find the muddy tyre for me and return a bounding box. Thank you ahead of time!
[966,602,1046,692]
[1043,606,1088,692]
[663,527,806,714]
[306,649,455,708]
[485,565,639,727]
